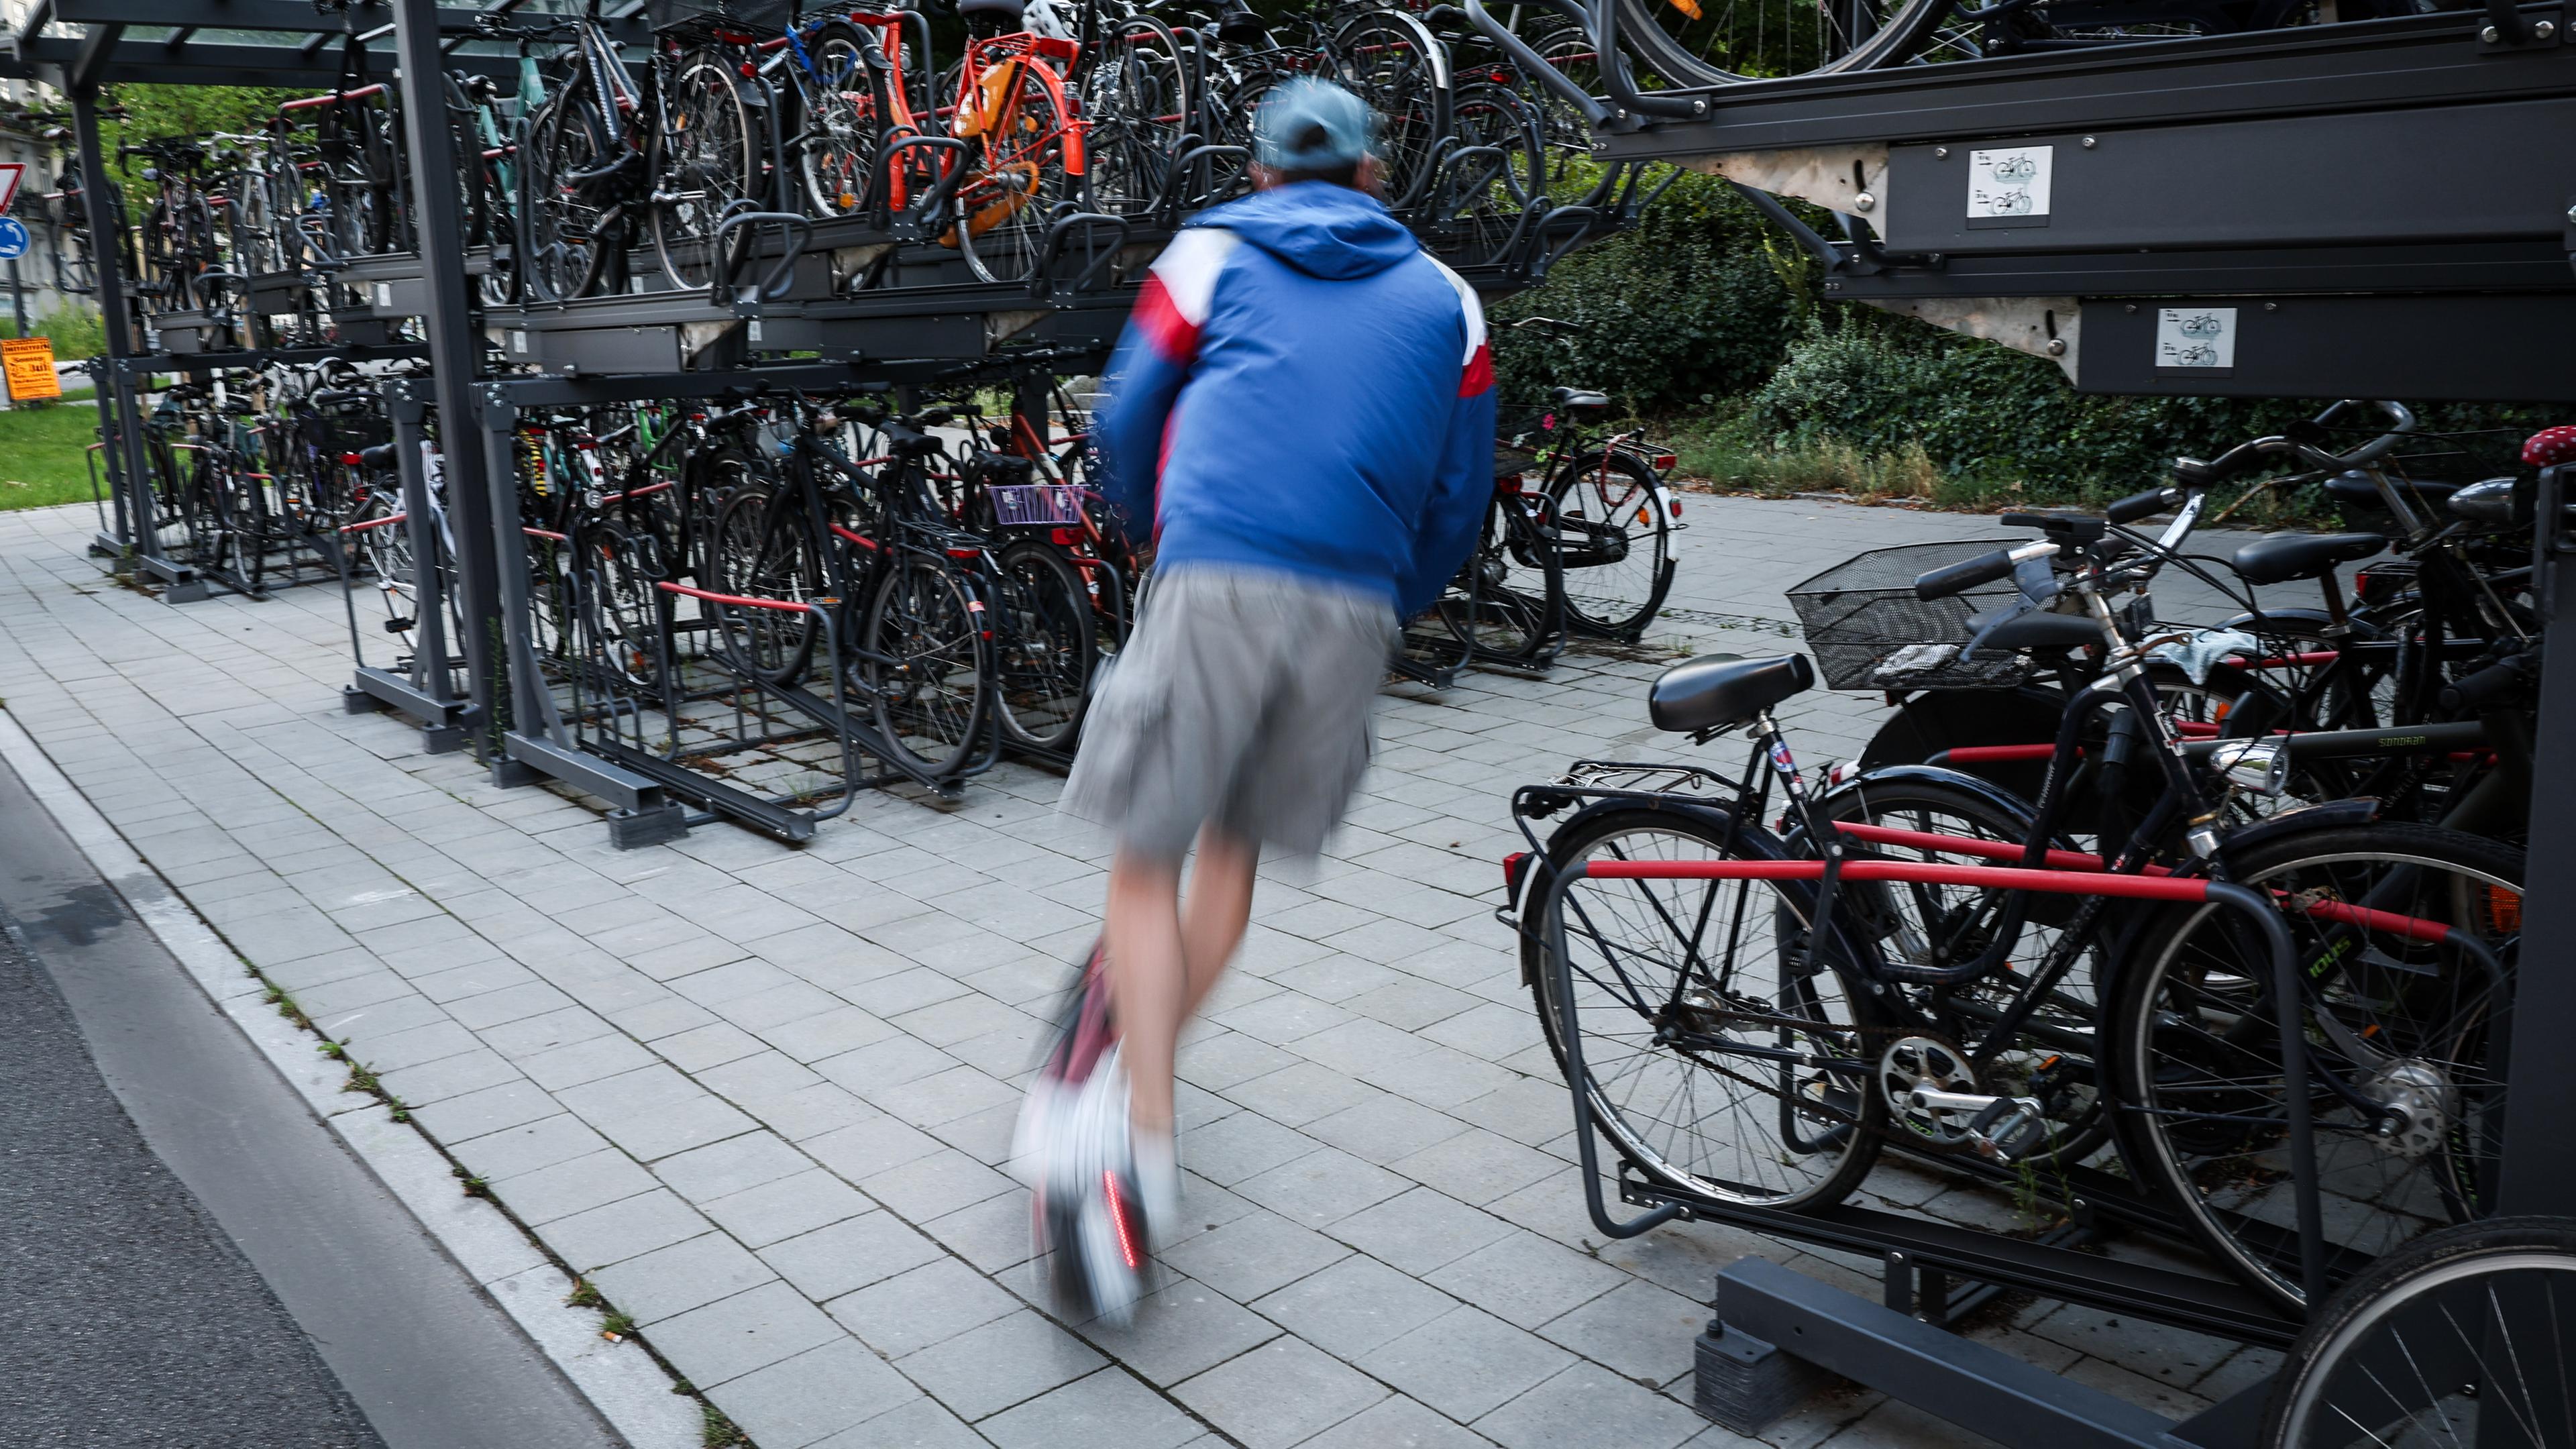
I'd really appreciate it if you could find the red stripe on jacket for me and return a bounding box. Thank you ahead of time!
[1460,341,1493,398]
[1134,274,1202,364]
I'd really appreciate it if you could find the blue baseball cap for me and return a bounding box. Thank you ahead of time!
[1253,78,1372,172]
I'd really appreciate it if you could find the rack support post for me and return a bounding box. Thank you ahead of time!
[72,85,203,600]
[393,0,504,763]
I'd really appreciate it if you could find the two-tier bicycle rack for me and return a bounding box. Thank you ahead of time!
[3,0,1627,848]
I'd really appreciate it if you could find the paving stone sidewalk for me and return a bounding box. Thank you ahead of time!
[0,495,2285,1449]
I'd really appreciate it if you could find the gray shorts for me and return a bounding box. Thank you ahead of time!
[1063,566,1398,861]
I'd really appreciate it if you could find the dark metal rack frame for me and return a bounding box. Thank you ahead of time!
[1588,5,2576,400]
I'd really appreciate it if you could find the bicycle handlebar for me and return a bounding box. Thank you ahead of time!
[2104,485,2182,525]
[2172,400,2418,487]
[1915,539,2055,601]
[2439,651,2536,712]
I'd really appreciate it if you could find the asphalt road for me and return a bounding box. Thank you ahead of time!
[0,900,386,1448]
[0,753,625,1449]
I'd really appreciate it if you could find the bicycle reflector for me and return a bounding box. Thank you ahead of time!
[1650,453,1677,471]
[1503,851,1530,896]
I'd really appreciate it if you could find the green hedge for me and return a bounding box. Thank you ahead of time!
[1486,173,1800,413]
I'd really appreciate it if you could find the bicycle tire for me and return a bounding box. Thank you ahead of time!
[2260,1216,2576,1449]
[649,48,759,292]
[217,457,270,592]
[993,539,1097,754]
[796,20,888,219]
[1613,0,1964,89]
[1329,12,1451,210]
[2106,821,2524,1311]
[949,52,1080,285]
[1440,492,1562,662]
[521,91,615,303]
[1075,17,1191,217]
[861,549,994,780]
[708,481,823,686]
[1548,450,1675,641]
[1524,802,1890,1210]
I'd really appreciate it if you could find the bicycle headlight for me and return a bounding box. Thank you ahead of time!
[2209,737,2290,798]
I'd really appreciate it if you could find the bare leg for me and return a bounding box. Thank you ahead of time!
[1107,827,1260,1138]
[1104,850,1187,1136]
[1179,826,1259,1022]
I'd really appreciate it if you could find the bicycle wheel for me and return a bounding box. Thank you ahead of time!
[1076,18,1191,217]
[1330,13,1450,210]
[355,487,414,588]
[521,91,616,303]
[2261,1216,2576,1449]
[580,519,668,690]
[1438,80,1544,268]
[1615,0,1962,88]
[861,550,994,779]
[1815,774,2110,1171]
[708,482,822,686]
[797,20,888,219]
[1439,492,1561,661]
[650,48,759,292]
[950,56,1079,284]
[1548,451,1676,641]
[215,457,270,591]
[2107,822,2523,1310]
[1526,804,1889,1209]
[993,539,1096,753]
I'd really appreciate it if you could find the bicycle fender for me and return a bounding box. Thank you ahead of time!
[2215,798,2382,865]
[1820,763,2045,838]
[1509,794,1759,986]
[2214,607,2390,642]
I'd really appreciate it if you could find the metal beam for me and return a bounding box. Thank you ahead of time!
[11,32,523,83]
[44,0,634,38]
[1599,7,2575,160]
[1711,1258,2188,1449]
[68,19,123,89]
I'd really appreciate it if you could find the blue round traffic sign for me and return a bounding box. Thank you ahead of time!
[0,218,28,261]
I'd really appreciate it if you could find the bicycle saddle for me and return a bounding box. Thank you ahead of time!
[2230,531,2385,586]
[1649,653,1813,734]
[2322,471,2460,513]
[1964,606,2098,655]
[957,0,1027,20]
[1549,387,1609,409]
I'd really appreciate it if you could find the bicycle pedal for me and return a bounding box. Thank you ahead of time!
[1967,1097,2050,1161]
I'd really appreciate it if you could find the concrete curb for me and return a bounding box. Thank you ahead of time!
[0,708,700,1449]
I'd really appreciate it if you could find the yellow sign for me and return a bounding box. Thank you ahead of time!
[2,337,59,401]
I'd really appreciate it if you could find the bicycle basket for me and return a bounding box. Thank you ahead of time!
[1786,540,2037,691]
[985,482,1087,529]
[647,0,795,36]
[315,397,391,457]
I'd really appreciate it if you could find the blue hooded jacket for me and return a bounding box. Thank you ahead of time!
[1091,182,1495,617]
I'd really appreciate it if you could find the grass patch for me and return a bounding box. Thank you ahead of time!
[1666,419,2341,527]
[0,400,105,514]
[700,1403,751,1447]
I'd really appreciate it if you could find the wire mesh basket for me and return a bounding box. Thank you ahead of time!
[985,483,1088,529]
[1786,540,2037,691]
